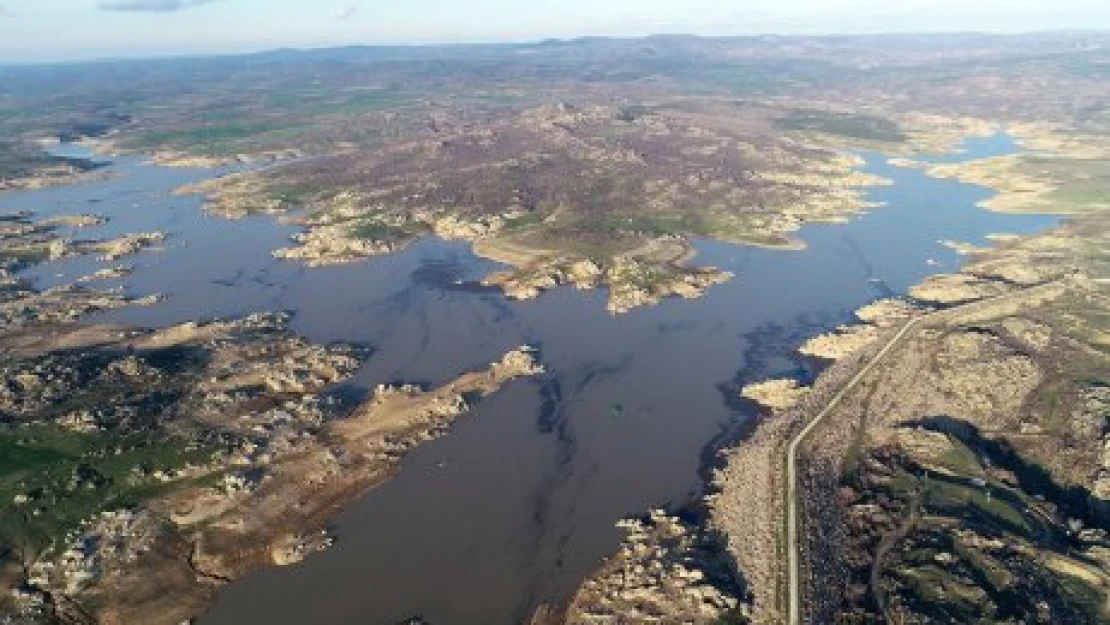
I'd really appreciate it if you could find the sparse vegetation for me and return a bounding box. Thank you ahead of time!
[777,109,907,143]
[1,31,1109,625]
[836,423,1108,624]
[0,425,214,556]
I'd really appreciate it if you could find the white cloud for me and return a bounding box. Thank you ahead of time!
[98,0,218,12]
[335,4,357,21]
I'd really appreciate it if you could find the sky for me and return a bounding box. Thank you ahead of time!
[0,0,1108,63]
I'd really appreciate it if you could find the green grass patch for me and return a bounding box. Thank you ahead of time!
[1035,380,1069,434]
[137,122,286,145]
[896,564,987,619]
[462,91,526,104]
[610,262,675,292]
[500,210,550,232]
[267,182,325,208]
[128,119,313,155]
[347,219,420,241]
[777,109,907,143]
[932,441,987,478]
[264,88,410,116]
[1056,571,1110,619]
[616,104,658,122]
[0,424,214,557]
[950,538,1014,592]
[0,140,97,180]
[592,212,712,237]
[921,478,1035,538]
[0,246,51,265]
[323,89,411,114]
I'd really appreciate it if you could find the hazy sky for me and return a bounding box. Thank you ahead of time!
[0,0,1108,62]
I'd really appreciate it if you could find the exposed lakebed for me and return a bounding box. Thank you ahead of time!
[1,135,1059,625]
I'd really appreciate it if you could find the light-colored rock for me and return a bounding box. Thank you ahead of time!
[564,510,745,625]
[800,324,881,361]
[741,378,811,411]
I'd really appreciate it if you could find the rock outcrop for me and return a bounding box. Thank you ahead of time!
[564,511,745,625]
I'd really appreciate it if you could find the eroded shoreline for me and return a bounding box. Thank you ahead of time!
[705,126,1110,624]
[0,117,1089,625]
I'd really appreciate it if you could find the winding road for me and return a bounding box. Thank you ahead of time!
[783,276,1072,625]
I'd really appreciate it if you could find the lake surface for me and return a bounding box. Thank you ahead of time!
[1,136,1059,625]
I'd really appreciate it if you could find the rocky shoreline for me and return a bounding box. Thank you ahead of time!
[481,251,734,315]
[166,101,905,316]
[0,213,168,329]
[3,305,543,624]
[561,511,745,625]
[180,172,742,315]
[705,125,1110,621]
[798,298,926,361]
[1,188,551,624]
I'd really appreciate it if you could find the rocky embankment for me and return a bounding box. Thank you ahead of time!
[798,275,1110,621]
[799,298,925,361]
[740,378,810,412]
[169,101,906,315]
[2,304,543,624]
[88,231,166,262]
[483,252,733,315]
[182,171,739,314]
[709,329,895,625]
[1,312,366,619]
[150,148,302,169]
[784,141,1110,613]
[137,345,541,625]
[0,161,110,193]
[708,255,1091,624]
[1,200,551,625]
[562,511,746,625]
[709,298,925,624]
[752,206,1108,623]
[0,213,167,328]
[267,206,528,267]
[175,171,292,218]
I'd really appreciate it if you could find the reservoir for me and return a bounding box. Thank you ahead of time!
[1,135,1059,625]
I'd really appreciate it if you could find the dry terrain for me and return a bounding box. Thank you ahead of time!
[709,132,1110,623]
[1,32,1110,625]
[0,199,544,624]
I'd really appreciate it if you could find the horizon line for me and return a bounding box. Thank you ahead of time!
[2,27,1108,68]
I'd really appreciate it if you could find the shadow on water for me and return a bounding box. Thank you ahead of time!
[0,135,1064,625]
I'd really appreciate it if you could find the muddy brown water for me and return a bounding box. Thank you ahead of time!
[1,136,1060,625]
